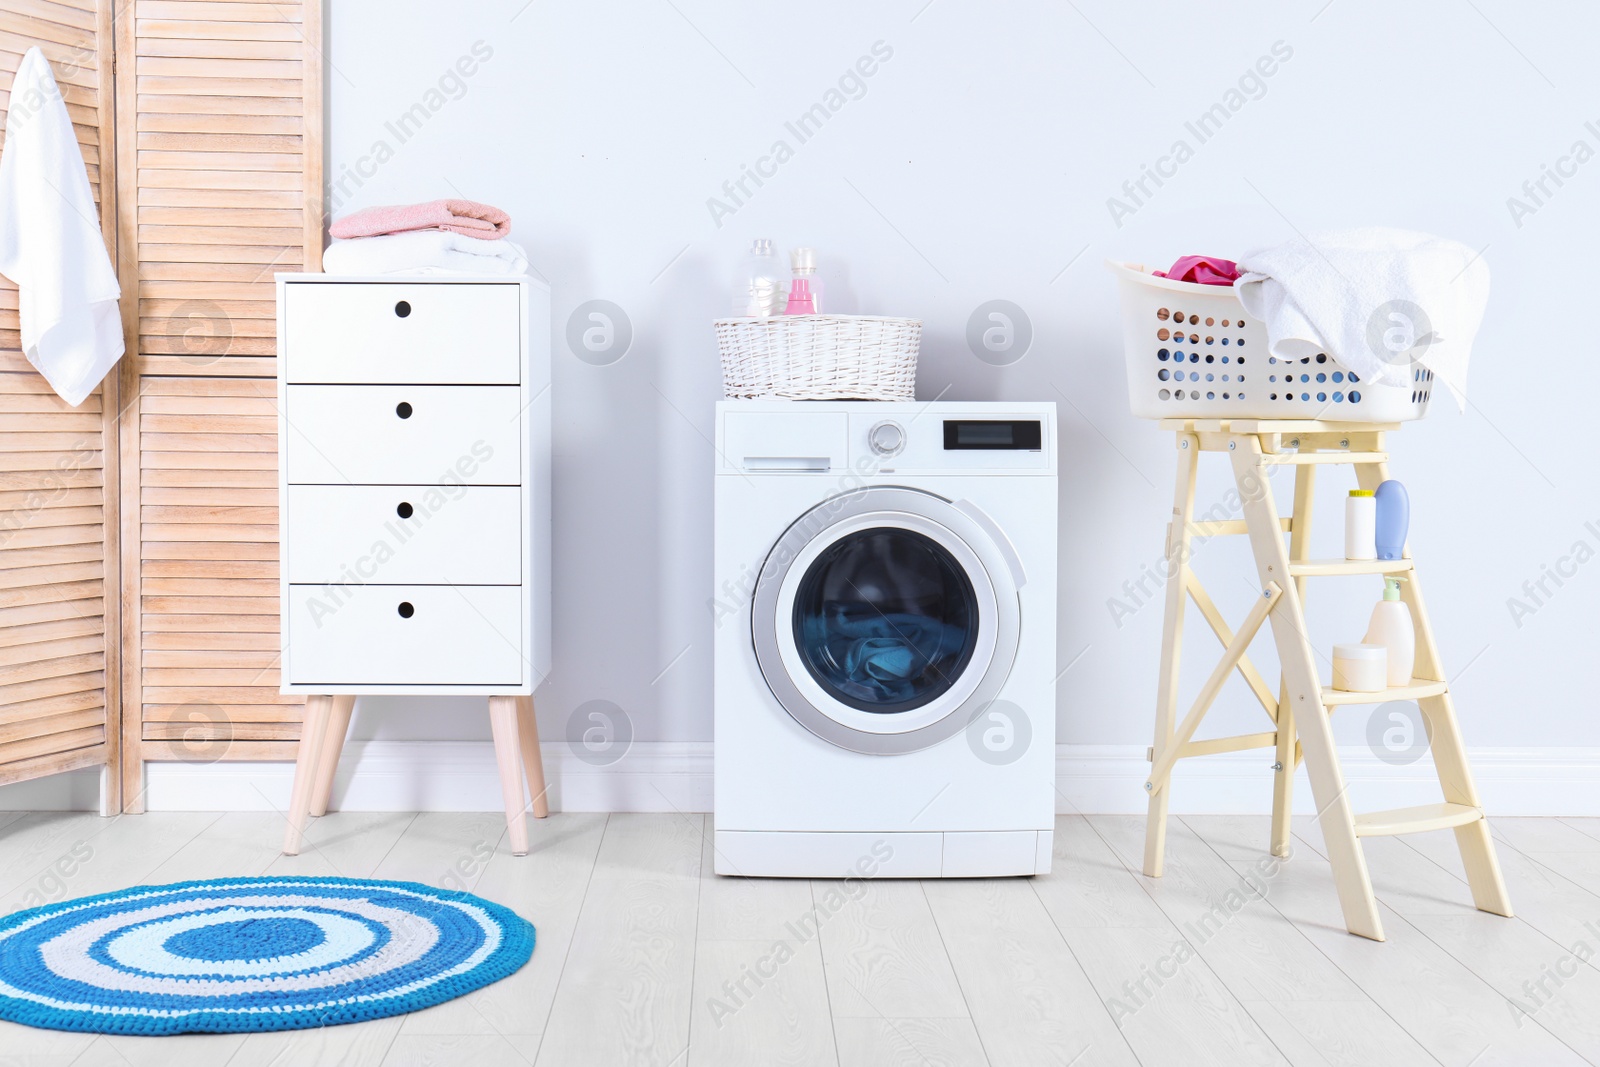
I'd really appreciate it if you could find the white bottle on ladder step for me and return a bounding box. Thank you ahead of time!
[1364,576,1415,687]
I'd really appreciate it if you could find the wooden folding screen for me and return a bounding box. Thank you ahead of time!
[114,1,322,810]
[0,3,321,811]
[0,2,122,808]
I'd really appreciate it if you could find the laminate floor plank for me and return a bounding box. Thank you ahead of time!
[0,812,107,910]
[1492,817,1600,853]
[399,812,607,1045]
[1059,924,1290,1066]
[1403,820,1600,965]
[1087,815,1372,1004]
[1359,835,1600,1062]
[686,937,837,1067]
[1188,815,1588,1066]
[831,1017,989,1067]
[923,876,1140,1066]
[696,826,813,941]
[812,876,968,1019]
[1558,818,1600,846]
[533,814,702,1067]
[0,812,1594,1066]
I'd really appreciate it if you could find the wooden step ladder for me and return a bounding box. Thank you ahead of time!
[1142,419,1513,941]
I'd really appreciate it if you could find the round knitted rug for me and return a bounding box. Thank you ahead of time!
[0,876,535,1035]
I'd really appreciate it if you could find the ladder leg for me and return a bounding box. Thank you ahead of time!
[1424,691,1514,916]
[1144,432,1199,878]
[1353,459,1512,918]
[1232,436,1384,940]
[1272,463,1316,858]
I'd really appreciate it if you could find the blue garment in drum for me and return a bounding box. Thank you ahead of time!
[800,607,967,707]
[790,526,979,714]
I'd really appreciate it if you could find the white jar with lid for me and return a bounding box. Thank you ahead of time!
[1345,489,1376,560]
[1332,642,1387,692]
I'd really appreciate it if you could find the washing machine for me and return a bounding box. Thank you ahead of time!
[713,400,1057,878]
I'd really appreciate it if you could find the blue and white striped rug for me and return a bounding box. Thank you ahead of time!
[0,876,535,1034]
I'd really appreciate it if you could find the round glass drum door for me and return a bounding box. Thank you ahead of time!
[752,486,1022,755]
[792,528,978,715]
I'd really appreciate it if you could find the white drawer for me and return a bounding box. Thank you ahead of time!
[285,584,523,686]
[283,282,520,385]
[284,385,520,485]
[285,485,521,585]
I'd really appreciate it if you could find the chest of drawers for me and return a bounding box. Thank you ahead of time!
[276,275,551,694]
[274,274,552,856]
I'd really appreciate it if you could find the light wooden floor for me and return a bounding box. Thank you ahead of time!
[2,811,1598,1066]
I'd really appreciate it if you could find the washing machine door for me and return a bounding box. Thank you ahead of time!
[751,486,1024,754]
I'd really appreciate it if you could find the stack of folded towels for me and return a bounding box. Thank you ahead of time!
[322,199,528,276]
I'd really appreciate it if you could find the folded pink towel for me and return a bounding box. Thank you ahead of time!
[330,199,511,241]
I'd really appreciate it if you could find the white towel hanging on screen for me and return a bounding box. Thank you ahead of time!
[1236,228,1487,410]
[0,47,123,407]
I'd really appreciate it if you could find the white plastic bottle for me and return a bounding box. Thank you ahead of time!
[1363,576,1415,687]
[1345,489,1376,561]
[734,239,784,317]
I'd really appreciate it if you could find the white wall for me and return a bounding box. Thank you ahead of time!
[12,0,1597,812]
[317,0,1598,757]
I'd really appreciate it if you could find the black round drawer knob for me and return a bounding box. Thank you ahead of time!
[397,602,415,618]
[396,501,414,519]
[394,300,411,318]
[395,401,413,419]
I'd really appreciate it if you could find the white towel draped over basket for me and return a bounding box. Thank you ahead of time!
[1236,227,1487,410]
[0,47,123,407]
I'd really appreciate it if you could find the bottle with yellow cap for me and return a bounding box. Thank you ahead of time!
[1345,489,1376,560]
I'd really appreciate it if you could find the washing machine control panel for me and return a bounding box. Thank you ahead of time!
[849,413,1049,471]
[867,420,906,457]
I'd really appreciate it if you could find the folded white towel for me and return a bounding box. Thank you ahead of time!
[0,48,124,407]
[322,231,529,277]
[1236,228,1487,409]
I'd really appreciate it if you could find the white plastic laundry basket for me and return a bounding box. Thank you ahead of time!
[1108,261,1433,422]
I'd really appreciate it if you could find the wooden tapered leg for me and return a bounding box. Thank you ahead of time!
[309,695,355,817]
[1233,438,1383,941]
[283,695,332,856]
[516,694,549,819]
[488,696,529,855]
[1144,433,1199,878]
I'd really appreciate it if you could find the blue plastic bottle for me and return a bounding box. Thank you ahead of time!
[1374,480,1409,560]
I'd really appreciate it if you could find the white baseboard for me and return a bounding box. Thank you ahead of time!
[4,743,1599,816]
[1053,745,1600,817]
[139,741,716,814]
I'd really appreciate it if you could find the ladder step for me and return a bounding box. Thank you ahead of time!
[1288,558,1413,577]
[1321,677,1448,706]
[1354,802,1483,837]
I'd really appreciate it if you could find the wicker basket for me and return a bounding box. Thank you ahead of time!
[714,315,921,400]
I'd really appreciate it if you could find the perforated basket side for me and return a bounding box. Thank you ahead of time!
[1107,261,1431,422]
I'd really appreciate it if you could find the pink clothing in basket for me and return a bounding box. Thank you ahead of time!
[1154,255,1239,286]
[330,199,511,240]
